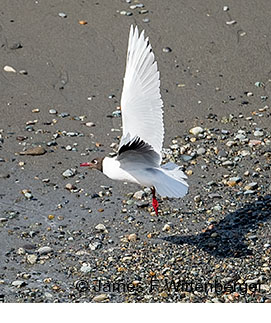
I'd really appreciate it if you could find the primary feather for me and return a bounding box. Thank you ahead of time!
[120,25,164,161]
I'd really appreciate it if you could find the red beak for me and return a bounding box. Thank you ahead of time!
[80,162,92,167]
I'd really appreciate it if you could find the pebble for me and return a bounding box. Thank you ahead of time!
[12,280,26,288]
[162,223,171,232]
[128,233,137,242]
[49,109,57,114]
[37,246,53,255]
[190,126,204,136]
[162,47,172,53]
[133,190,146,199]
[80,263,92,273]
[89,241,102,250]
[27,254,38,265]
[23,192,33,199]
[227,177,241,186]
[254,130,264,137]
[95,223,107,232]
[59,112,69,118]
[92,294,108,302]
[10,42,23,50]
[85,122,95,127]
[244,182,258,190]
[19,146,46,156]
[62,169,76,178]
[58,12,67,18]
[223,6,229,11]
[226,20,236,25]
[142,18,150,23]
[4,65,16,73]
[197,147,206,155]
[65,183,76,191]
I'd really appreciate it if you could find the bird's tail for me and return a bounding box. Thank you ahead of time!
[153,162,189,198]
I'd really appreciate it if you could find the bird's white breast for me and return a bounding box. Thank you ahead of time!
[102,157,140,184]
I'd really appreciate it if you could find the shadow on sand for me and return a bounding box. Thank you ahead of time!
[162,195,271,258]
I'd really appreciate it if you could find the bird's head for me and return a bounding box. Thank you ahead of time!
[80,157,104,172]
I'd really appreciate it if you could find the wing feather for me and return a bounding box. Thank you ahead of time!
[120,25,164,162]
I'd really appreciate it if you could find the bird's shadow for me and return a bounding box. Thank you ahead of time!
[161,194,271,258]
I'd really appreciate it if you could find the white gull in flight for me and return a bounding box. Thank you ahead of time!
[81,25,189,214]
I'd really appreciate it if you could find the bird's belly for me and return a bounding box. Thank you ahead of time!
[103,157,154,187]
[103,157,141,184]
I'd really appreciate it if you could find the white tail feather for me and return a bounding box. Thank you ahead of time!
[152,164,189,198]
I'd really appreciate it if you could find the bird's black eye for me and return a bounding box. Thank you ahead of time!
[92,159,98,164]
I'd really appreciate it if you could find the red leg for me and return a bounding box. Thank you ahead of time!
[151,187,159,215]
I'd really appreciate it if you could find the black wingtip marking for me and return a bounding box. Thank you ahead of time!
[118,136,153,155]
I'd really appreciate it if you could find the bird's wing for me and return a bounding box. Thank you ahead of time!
[117,136,161,166]
[119,25,164,162]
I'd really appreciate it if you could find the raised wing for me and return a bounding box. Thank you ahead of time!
[120,25,164,161]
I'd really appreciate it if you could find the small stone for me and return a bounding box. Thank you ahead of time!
[189,126,204,136]
[32,108,40,113]
[59,112,69,118]
[92,294,108,302]
[226,20,236,25]
[48,214,55,220]
[79,20,88,25]
[27,254,38,265]
[0,217,8,223]
[12,280,26,288]
[213,205,222,212]
[244,182,258,190]
[223,6,229,11]
[17,247,26,255]
[249,139,262,147]
[194,195,201,203]
[255,81,264,87]
[10,42,23,50]
[58,12,67,18]
[37,246,53,255]
[89,241,102,251]
[80,263,92,273]
[162,224,171,232]
[49,108,57,114]
[227,177,241,186]
[19,70,28,75]
[4,65,16,73]
[186,169,193,175]
[226,140,236,147]
[197,147,206,155]
[112,110,121,117]
[254,130,264,137]
[133,190,146,200]
[128,233,137,242]
[162,47,172,53]
[95,223,107,232]
[85,122,95,127]
[65,183,76,191]
[62,169,76,178]
[19,146,46,156]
